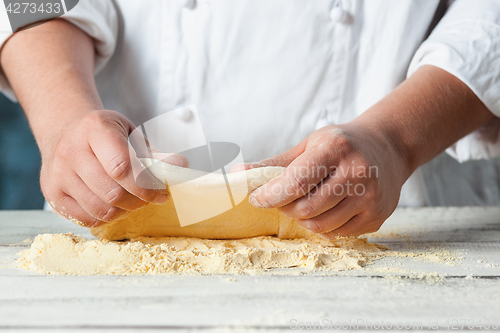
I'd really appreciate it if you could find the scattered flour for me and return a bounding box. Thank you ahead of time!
[17,233,388,275]
[17,230,464,278]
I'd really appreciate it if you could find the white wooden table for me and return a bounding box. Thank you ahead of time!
[0,208,499,332]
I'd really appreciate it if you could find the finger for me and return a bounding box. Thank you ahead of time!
[73,151,148,211]
[250,149,338,209]
[278,172,347,220]
[292,197,363,234]
[63,174,131,223]
[320,212,381,238]
[49,192,104,228]
[88,122,169,204]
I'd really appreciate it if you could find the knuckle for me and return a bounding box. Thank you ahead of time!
[300,219,326,234]
[54,137,77,159]
[332,131,352,152]
[294,200,316,219]
[108,155,131,179]
[84,110,107,128]
[104,186,128,205]
[82,111,124,136]
[96,205,122,222]
[285,173,308,196]
[87,110,128,133]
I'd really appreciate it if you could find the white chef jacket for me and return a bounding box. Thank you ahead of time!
[1,0,500,207]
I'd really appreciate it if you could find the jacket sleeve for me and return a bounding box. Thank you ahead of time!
[407,0,500,162]
[0,0,118,101]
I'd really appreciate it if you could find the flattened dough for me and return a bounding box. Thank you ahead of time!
[91,159,313,240]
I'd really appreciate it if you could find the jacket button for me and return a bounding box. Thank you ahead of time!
[179,0,196,9]
[175,107,193,121]
[330,7,348,23]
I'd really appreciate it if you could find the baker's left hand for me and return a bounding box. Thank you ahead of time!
[243,123,412,238]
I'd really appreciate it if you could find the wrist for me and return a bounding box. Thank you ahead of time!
[31,105,100,161]
[350,112,415,183]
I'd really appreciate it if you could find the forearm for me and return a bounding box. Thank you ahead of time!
[0,19,102,153]
[354,65,496,176]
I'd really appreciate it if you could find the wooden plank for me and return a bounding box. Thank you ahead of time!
[0,275,499,329]
[0,211,93,246]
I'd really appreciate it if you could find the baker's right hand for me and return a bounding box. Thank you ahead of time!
[40,110,188,227]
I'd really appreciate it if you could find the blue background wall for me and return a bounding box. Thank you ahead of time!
[0,94,44,209]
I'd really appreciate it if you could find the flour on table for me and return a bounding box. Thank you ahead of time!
[16,233,388,275]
